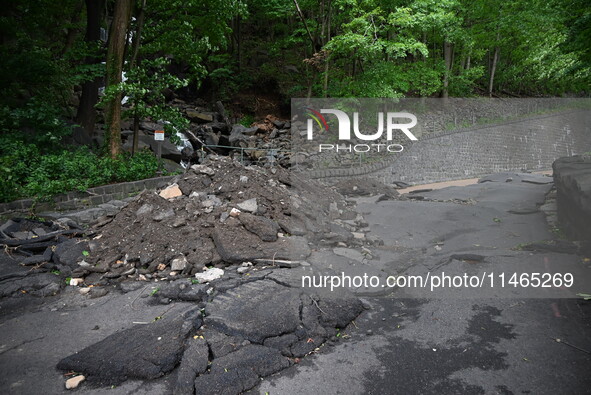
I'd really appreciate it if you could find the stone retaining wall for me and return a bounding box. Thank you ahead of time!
[552,155,591,250]
[304,109,591,185]
[0,176,174,217]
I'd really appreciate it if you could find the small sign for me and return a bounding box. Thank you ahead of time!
[154,130,165,141]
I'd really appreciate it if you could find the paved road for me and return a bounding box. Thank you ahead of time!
[256,173,591,394]
[1,172,590,394]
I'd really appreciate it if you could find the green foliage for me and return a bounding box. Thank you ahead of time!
[141,0,247,82]
[100,57,189,143]
[0,99,73,148]
[328,61,443,98]
[239,114,255,127]
[0,132,161,203]
[448,66,485,96]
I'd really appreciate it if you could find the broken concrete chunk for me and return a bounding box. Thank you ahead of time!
[171,255,189,271]
[239,213,280,242]
[159,183,183,199]
[195,267,224,283]
[190,164,215,176]
[153,208,175,222]
[237,198,258,213]
[65,375,85,389]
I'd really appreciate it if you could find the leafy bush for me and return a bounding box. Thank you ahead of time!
[239,114,255,127]
[0,137,162,203]
[448,66,485,96]
[0,99,73,149]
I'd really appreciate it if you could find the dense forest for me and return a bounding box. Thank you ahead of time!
[1,0,590,202]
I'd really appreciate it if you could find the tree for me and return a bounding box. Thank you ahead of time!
[104,0,133,159]
[119,58,189,154]
[75,0,106,144]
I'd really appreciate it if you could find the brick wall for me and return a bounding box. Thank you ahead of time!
[0,176,174,216]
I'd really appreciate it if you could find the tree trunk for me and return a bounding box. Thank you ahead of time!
[442,40,452,98]
[75,0,105,145]
[61,1,84,56]
[488,45,499,97]
[129,0,146,155]
[105,0,133,159]
[132,112,139,155]
[129,0,146,68]
[237,15,242,70]
[323,0,331,97]
[292,0,317,51]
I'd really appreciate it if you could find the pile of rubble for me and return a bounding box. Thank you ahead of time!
[83,155,376,285]
[0,155,387,297]
[113,99,293,168]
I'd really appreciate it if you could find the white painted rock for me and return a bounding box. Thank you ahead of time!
[195,268,224,283]
[65,375,85,389]
[69,278,84,286]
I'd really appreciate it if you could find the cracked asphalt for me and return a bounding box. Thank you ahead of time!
[1,172,590,394]
[255,173,591,395]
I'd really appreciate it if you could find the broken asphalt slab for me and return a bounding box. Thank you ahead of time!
[41,273,363,394]
[1,171,591,394]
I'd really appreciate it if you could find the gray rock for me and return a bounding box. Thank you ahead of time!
[228,125,256,146]
[89,287,109,299]
[212,228,283,263]
[11,231,35,240]
[236,266,249,274]
[190,164,215,176]
[278,217,307,236]
[237,198,258,213]
[157,280,208,302]
[186,110,214,123]
[140,121,164,132]
[53,239,89,268]
[239,213,280,242]
[153,208,175,222]
[171,255,189,271]
[119,282,144,293]
[172,217,187,228]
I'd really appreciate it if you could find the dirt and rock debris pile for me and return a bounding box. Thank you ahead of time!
[0,155,388,299]
[2,156,376,393]
[82,154,379,285]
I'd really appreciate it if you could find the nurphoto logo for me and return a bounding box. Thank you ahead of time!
[304,107,418,153]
